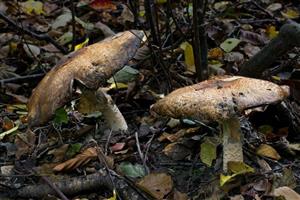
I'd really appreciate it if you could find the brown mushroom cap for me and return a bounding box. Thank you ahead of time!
[151,76,289,122]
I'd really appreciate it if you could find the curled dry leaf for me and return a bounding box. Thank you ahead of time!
[137,173,173,199]
[27,30,143,127]
[53,147,98,172]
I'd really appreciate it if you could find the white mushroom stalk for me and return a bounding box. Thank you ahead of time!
[221,117,243,172]
[95,88,128,131]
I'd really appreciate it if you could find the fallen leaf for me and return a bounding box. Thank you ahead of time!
[220,161,255,186]
[137,173,173,199]
[51,8,72,29]
[107,65,139,83]
[266,3,282,12]
[15,130,36,159]
[256,144,281,160]
[266,26,279,39]
[274,186,300,200]
[106,189,117,200]
[74,38,89,51]
[159,127,199,143]
[220,38,240,53]
[53,147,97,172]
[118,162,146,178]
[0,125,19,141]
[48,144,69,162]
[180,42,195,72]
[281,8,300,19]
[23,44,41,58]
[89,0,116,11]
[240,30,267,45]
[2,117,14,131]
[117,4,134,24]
[243,43,260,58]
[110,142,126,152]
[54,107,69,125]
[200,137,219,167]
[214,1,230,12]
[21,0,44,15]
[173,190,189,200]
[208,47,224,60]
[163,142,191,160]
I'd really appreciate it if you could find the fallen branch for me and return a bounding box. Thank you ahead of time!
[239,22,300,78]
[5,172,149,199]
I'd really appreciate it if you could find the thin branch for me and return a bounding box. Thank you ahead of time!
[70,0,76,51]
[0,12,68,54]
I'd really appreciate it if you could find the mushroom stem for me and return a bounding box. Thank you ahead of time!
[221,117,243,172]
[95,88,128,131]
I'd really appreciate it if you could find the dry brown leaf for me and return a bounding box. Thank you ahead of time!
[53,147,98,172]
[172,190,189,200]
[137,173,173,199]
[274,186,300,200]
[163,142,191,160]
[256,144,281,160]
[15,130,36,159]
[28,31,143,127]
[159,127,199,142]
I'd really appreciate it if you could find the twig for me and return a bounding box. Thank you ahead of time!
[0,73,44,85]
[0,12,68,54]
[144,0,159,46]
[39,175,69,200]
[70,0,76,51]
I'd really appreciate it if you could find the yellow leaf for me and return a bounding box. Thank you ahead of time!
[227,161,255,174]
[180,42,195,72]
[281,8,300,19]
[208,47,224,59]
[106,189,117,200]
[74,38,89,51]
[220,161,254,186]
[108,82,128,90]
[256,144,281,160]
[21,0,44,15]
[266,26,279,39]
[155,0,167,4]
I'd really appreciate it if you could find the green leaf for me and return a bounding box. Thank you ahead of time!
[220,38,241,53]
[200,137,218,167]
[107,65,139,83]
[52,8,72,29]
[54,108,69,125]
[57,32,73,45]
[119,162,146,178]
[66,143,82,158]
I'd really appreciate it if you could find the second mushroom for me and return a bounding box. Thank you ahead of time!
[151,76,289,172]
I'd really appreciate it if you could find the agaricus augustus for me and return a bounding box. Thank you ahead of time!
[27,30,144,131]
[151,76,289,172]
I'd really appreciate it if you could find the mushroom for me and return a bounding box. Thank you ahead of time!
[27,30,144,131]
[151,76,289,172]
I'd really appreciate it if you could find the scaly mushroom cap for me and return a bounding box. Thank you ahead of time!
[151,76,289,122]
